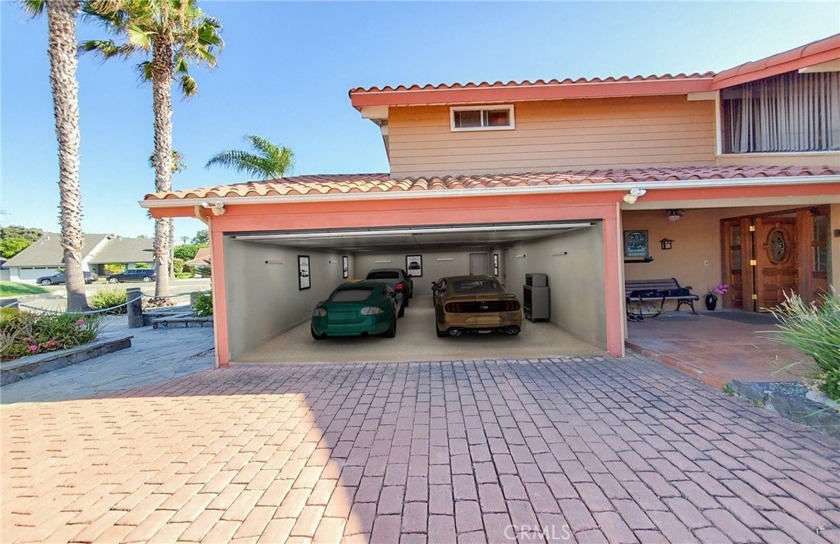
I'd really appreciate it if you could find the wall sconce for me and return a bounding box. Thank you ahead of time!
[265,259,285,265]
[374,259,392,264]
[436,258,454,262]
[660,238,673,250]
[516,254,526,258]
[622,188,647,204]
[667,209,682,222]
[550,251,568,257]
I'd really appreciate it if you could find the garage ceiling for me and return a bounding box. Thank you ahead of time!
[232,221,597,252]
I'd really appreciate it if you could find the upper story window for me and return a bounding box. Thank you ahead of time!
[451,105,515,131]
[721,71,839,154]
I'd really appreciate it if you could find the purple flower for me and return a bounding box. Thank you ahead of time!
[27,345,38,352]
[714,284,730,296]
[75,318,85,325]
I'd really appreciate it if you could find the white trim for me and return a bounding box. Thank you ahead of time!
[232,222,596,241]
[717,151,840,158]
[139,175,840,209]
[450,105,515,132]
[714,90,722,156]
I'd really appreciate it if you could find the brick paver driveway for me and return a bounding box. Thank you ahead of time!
[3,357,839,543]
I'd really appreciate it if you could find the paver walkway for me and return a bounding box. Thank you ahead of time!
[1,317,215,405]
[3,357,839,543]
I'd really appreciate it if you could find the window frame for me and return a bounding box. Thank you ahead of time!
[450,105,516,132]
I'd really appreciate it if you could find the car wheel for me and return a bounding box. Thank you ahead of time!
[40,279,52,286]
[108,278,119,284]
[85,281,92,284]
[142,276,152,282]
[403,297,409,308]
[311,326,326,340]
[384,317,397,338]
[436,323,445,338]
[398,304,405,318]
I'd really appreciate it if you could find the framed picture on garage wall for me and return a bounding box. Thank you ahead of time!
[298,255,311,290]
[493,254,499,276]
[342,256,349,279]
[406,255,422,277]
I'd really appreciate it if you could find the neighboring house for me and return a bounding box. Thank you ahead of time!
[87,237,155,276]
[4,233,111,282]
[141,34,840,368]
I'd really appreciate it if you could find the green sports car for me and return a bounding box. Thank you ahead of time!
[311,281,403,340]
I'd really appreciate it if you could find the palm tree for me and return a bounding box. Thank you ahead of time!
[206,135,294,179]
[82,0,222,300]
[24,0,89,311]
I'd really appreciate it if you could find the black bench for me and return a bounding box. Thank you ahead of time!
[625,278,699,321]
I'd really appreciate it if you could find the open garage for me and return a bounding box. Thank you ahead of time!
[222,221,608,363]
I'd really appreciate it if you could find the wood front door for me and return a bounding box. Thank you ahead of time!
[755,217,798,310]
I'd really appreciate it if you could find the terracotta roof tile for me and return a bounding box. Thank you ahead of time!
[144,166,839,202]
[712,33,840,89]
[349,73,716,94]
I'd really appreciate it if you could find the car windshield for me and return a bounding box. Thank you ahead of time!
[366,271,399,279]
[451,279,502,294]
[331,288,374,302]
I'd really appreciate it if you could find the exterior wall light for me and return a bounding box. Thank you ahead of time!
[622,188,647,204]
[667,209,682,222]
[660,238,674,250]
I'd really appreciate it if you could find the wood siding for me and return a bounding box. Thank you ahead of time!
[388,95,717,177]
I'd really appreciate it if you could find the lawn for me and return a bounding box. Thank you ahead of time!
[0,281,51,298]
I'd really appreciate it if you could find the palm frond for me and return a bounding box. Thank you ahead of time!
[21,0,46,17]
[179,73,197,97]
[79,39,137,59]
[205,150,279,178]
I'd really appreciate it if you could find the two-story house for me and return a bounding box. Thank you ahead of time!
[142,34,840,367]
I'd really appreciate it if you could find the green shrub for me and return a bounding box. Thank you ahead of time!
[0,309,101,361]
[103,263,126,275]
[766,289,840,402]
[192,291,213,317]
[133,262,151,269]
[89,288,128,314]
[173,257,185,275]
[196,265,212,278]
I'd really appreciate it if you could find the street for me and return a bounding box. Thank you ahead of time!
[11,278,212,312]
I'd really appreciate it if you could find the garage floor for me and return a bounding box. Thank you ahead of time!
[235,295,603,363]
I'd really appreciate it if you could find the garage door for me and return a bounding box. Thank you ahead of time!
[16,267,61,282]
[221,221,608,363]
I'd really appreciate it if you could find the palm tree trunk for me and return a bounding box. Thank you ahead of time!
[151,41,174,299]
[46,0,88,311]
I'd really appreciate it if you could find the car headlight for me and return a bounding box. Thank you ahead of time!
[313,308,327,317]
[360,307,384,315]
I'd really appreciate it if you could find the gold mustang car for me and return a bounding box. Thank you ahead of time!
[434,275,522,337]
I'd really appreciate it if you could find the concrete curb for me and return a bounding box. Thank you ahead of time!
[0,336,133,386]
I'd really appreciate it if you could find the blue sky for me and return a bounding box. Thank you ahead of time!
[2,2,838,240]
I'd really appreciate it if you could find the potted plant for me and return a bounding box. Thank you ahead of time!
[705,284,729,311]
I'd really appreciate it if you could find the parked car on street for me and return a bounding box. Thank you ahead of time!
[311,281,404,340]
[434,275,522,337]
[364,268,413,308]
[106,269,156,283]
[37,271,97,285]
